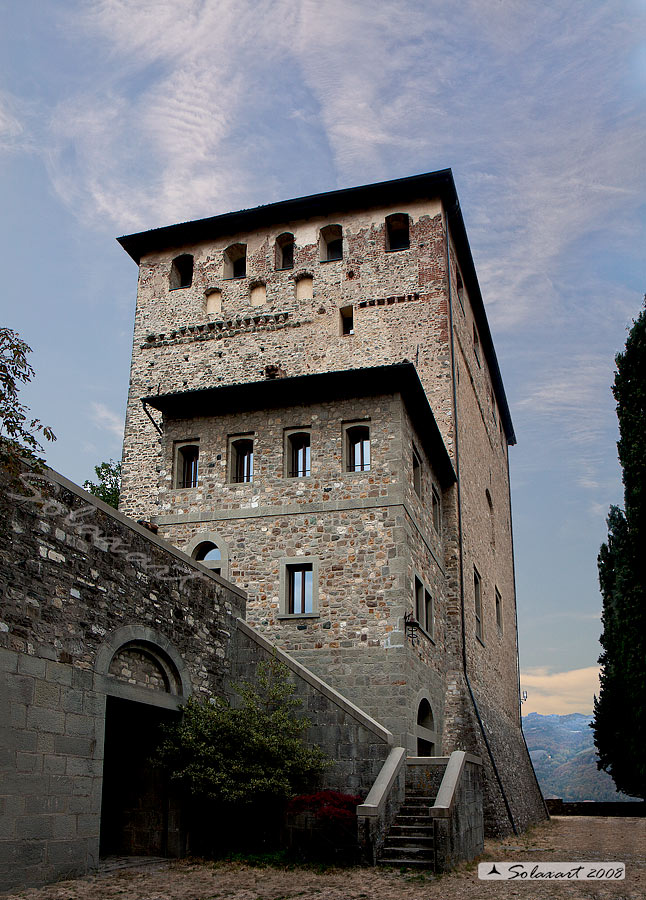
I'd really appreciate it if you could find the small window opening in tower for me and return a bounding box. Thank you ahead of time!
[431,486,441,532]
[295,275,313,301]
[176,443,199,489]
[412,446,422,497]
[346,425,370,472]
[456,266,465,312]
[474,567,483,642]
[425,589,434,639]
[170,254,194,290]
[320,224,343,261]
[495,587,503,632]
[288,432,311,477]
[231,437,254,483]
[415,576,424,625]
[224,243,247,279]
[193,541,222,575]
[275,233,295,270]
[473,323,481,366]
[340,305,354,335]
[385,213,410,251]
[205,289,222,318]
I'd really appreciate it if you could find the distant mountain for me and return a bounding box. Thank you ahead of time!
[522,712,640,802]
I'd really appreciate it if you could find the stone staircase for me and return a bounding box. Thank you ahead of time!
[377,791,436,868]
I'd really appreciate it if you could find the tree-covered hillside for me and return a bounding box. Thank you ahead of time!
[523,713,640,802]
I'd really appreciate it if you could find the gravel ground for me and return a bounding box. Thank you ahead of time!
[3,817,644,900]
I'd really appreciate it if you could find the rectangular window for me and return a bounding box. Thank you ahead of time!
[230,436,254,483]
[175,442,199,489]
[345,424,370,472]
[495,587,503,632]
[473,324,481,367]
[474,567,483,642]
[431,486,441,533]
[287,563,313,615]
[412,446,422,497]
[415,576,424,626]
[456,266,465,314]
[286,430,311,477]
[340,305,354,335]
[425,589,434,640]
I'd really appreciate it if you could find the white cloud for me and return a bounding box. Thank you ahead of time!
[90,402,124,440]
[0,93,26,152]
[521,665,600,715]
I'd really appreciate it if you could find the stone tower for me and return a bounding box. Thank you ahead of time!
[118,170,546,834]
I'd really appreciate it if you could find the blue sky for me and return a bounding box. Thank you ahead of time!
[1,0,644,714]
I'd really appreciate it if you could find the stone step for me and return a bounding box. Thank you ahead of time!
[383,834,434,847]
[389,824,434,838]
[378,857,435,868]
[399,804,432,816]
[393,814,433,826]
[380,846,435,862]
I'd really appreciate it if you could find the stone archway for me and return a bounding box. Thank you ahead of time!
[96,627,191,858]
[415,696,438,756]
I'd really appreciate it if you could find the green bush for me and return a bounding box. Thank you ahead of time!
[153,659,329,852]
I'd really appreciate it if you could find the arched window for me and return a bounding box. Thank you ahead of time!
[230,437,254,483]
[287,431,311,477]
[319,224,343,261]
[184,534,229,579]
[170,254,194,290]
[275,233,295,270]
[416,698,437,756]
[193,541,223,575]
[175,442,199,489]
[385,213,410,251]
[345,424,370,472]
[223,243,247,279]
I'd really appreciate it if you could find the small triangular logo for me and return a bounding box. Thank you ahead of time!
[488,865,501,875]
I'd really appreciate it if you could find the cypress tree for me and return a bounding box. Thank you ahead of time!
[592,299,646,800]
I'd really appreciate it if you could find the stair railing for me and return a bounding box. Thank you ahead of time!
[356,746,407,864]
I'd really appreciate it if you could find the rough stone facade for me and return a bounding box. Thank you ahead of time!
[117,170,546,836]
[0,468,393,890]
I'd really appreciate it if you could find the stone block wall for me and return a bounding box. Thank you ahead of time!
[232,620,393,796]
[0,466,246,889]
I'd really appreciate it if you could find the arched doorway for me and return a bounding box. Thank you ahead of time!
[96,628,190,858]
[416,698,437,756]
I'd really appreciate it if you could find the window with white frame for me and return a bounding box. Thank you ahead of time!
[229,436,254,483]
[279,557,319,617]
[175,441,199,489]
[286,430,311,477]
[345,423,370,472]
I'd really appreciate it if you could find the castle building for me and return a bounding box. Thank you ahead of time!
[118,170,545,834]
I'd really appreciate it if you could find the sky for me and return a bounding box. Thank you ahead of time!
[1,0,644,716]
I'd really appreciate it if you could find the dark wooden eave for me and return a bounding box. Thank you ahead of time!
[119,169,515,445]
[142,362,457,488]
